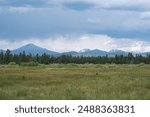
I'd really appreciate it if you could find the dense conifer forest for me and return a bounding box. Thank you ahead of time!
[0,49,150,64]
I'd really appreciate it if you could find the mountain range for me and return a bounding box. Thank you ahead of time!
[11,44,59,56]
[0,43,149,56]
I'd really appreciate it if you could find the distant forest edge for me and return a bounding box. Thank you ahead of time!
[0,49,150,65]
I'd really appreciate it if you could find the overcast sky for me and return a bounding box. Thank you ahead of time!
[0,0,150,52]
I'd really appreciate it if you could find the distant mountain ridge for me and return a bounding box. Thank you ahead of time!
[108,49,128,56]
[0,43,149,56]
[79,49,108,56]
[11,44,59,55]
[0,49,5,53]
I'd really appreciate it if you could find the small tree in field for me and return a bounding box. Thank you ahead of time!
[4,49,12,64]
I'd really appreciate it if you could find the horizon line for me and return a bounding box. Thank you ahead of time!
[0,43,149,53]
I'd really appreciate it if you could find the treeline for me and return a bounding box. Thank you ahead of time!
[0,49,150,64]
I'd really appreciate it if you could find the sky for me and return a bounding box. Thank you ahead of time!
[0,0,150,52]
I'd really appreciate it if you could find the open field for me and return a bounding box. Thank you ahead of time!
[0,64,150,100]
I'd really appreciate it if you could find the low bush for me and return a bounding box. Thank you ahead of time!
[8,62,17,65]
[20,61,38,66]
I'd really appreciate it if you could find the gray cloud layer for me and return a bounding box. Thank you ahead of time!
[0,0,150,52]
[1,0,150,11]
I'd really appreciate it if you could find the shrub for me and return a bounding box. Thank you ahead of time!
[138,63,145,67]
[8,62,17,65]
[20,61,38,66]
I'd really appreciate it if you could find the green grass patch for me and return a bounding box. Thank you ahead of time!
[0,64,150,100]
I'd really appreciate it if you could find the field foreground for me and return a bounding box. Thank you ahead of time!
[0,64,150,100]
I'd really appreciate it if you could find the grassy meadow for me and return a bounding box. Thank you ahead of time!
[0,64,150,100]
